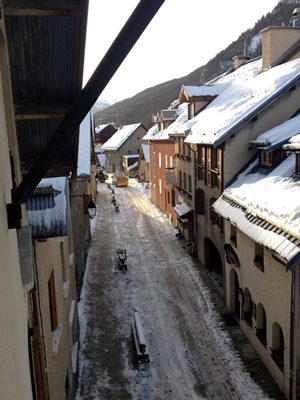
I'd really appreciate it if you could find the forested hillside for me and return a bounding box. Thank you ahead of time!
[95,0,299,130]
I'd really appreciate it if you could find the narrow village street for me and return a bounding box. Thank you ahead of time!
[75,179,286,400]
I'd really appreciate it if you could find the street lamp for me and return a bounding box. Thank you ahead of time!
[87,198,97,219]
[70,194,97,219]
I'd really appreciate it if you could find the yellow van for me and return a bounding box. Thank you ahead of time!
[112,173,128,187]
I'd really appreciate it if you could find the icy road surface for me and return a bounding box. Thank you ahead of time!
[75,179,280,400]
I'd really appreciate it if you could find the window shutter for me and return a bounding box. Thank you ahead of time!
[218,214,223,232]
[217,148,222,190]
[201,147,206,182]
[209,196,213,221]
[48,270,58,331]
[207,148,212,187]
[195,189,204,215]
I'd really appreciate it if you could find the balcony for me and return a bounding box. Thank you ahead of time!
[176,186,192,200]
[174,153,191,161]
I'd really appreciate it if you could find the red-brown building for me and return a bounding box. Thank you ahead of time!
[143,110,179,225]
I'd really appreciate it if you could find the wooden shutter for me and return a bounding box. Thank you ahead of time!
[217,148,223,190]
[201,146,206,182]
[48,270,58,331]
[207,147,212,187]
[195,189,204,215]
[209,196,213,221]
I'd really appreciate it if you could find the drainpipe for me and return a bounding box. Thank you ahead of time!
[289,267,295,400]
[32,241,50,400]
[185,142,197,254]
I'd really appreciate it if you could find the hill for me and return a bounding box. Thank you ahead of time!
[95,0,298,130]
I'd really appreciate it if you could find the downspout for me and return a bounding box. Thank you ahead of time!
[289,267,295,400]
[185,143,197,253]
[32,241,50,400]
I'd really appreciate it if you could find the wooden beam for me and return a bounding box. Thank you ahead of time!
[14,102,70,120]
[3,0,87,17]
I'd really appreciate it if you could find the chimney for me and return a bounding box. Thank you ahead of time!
[261,9,300,70]
[292,8,300,27]
[232,38,250,69]
[232,55,250,69]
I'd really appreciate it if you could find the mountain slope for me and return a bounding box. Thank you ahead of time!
[95,0,297,129]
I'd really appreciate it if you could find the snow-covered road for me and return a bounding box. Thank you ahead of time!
[75,179,279,400]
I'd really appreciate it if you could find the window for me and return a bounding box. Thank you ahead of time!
[179,170,182,187]
[158,152,161,168]
[167,191,170,204]
[209,196,222,231]
[195,188,204,215]
[260,148,283,167]
[254,243,264,272]
[255,304,267,348]
[171,190,175,207]
[178,138,183,154]
[169,156,173,168]
[48,270,58,331]
[183,173,187,190]
[60,241,69,298]
[188,175,192,193]
[230,225,237,247]
[207,147,222,190]
[159,179,162,194]
[296,153,300,174]
[242,288,252,327]
[188,102,195,120]
[60,241,66,282]
[186,144,191,157]
[197,145,206,182]
[165,154,168,169]
[271,323,284,371]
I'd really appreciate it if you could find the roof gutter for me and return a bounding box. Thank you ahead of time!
[11,0,165,205]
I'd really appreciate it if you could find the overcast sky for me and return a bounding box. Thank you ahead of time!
[83,0,281,102]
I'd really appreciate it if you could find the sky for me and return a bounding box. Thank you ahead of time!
[83,0,281,102]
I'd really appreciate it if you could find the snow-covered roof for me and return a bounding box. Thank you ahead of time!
[141,143,149,163]
[160,109,178,120]
[283,132,300,151]
[123,154,139,159]
[249,114,300,152]
[95,123,110,133]
[184,58,300,146]
[212,155,300,269]
[143,104,188,141]
[181,83,227,98]
[173,202,193,217]
[26,177,68,239]
[128,161,138,170]
[143,124,157,140]
[101,123,141,151]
